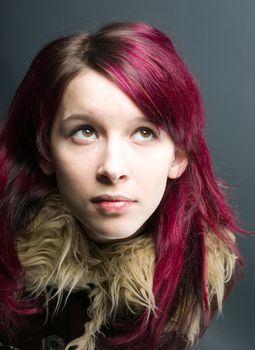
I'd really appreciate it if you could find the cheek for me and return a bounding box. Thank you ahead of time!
[52,152,93,193]
[52,146,93,176]
[137,150,173,183]
[137,165,170,212]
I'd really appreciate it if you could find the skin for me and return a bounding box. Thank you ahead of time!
[40,69,187,243]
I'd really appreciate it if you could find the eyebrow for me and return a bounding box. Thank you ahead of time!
[62,114,152,124]
[62,114,94,123]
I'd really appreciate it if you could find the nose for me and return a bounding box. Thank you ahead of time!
[96,140,129,185]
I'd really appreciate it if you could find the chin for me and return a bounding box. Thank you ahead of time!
[89,226,146,244]
[87,233,133,244]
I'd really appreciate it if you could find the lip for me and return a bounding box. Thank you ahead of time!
[91,194,136,202]
[91,194,136,213]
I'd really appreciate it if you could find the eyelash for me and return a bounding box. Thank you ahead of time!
[71,125,96,136]
[133,127,158,140]
[70,125,158,141]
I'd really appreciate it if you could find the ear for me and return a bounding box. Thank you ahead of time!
[39,158,55,176]
[168,147,188,179]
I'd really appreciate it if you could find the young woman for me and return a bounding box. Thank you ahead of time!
[0,21,242,350]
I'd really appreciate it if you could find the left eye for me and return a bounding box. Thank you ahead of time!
[71,126,97,141]
[132,128,155,141]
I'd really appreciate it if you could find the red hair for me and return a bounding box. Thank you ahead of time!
[0,21,242,348]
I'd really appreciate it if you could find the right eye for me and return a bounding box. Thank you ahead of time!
[71,126,97,142]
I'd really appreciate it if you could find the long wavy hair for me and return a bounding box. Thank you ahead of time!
[0,21,241,349]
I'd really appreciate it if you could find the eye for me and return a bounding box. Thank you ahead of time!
[132,127,157,142]
[71,126,97,142]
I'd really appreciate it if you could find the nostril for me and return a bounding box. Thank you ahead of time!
[97,174,113,185]
[97,172,128,185]
[96,164,129,184]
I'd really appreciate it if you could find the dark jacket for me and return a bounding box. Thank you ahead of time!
[0,276,235,350]
[0,290,188,350]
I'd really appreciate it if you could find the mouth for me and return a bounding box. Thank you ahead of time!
[91,194,135,202]
[91,195,136,213]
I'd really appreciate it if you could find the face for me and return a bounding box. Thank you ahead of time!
[40,69,187,243]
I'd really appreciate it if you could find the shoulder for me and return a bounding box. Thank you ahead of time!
[204,229,237,313]
[0,290,90,350]
[162,228,238,348]
[159,332,189,350]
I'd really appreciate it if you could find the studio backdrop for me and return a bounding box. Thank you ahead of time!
[0,1,254,349]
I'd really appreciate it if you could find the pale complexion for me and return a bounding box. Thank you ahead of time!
[40,69,187,243]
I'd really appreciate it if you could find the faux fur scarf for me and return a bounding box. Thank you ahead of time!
[16,193,236,350]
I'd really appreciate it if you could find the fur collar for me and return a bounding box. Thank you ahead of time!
[16,193,236,350]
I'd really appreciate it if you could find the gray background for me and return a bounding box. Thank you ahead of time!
[0,1,254,349]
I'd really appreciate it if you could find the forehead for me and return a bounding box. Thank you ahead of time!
[57,69,144,123]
